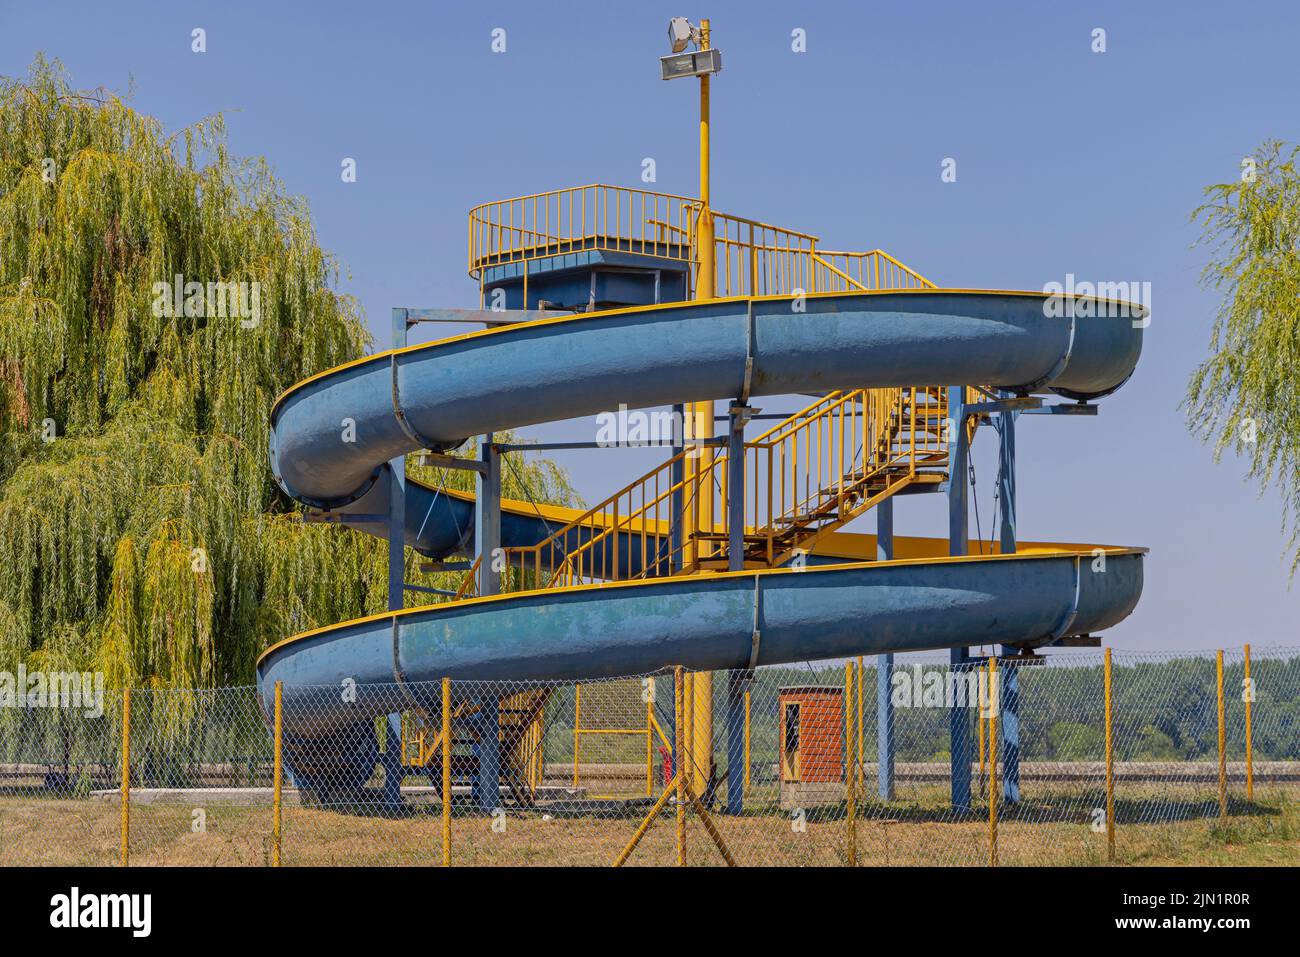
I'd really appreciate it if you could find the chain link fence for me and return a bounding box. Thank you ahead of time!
[1,647,1295,866]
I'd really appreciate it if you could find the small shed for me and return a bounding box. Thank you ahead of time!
[778,685,845,810]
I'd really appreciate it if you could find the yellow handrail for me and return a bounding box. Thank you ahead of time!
[467,183,933,299]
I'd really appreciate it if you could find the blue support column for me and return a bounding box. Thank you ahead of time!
[999,646,1021,804]
[997,395,1021,802]
[473,434,501,811]
[670,403,685,574]
[875,497,896,801]
[947,386,972,812]
[382,309,409,810]
[726,403,749,815]
[472,698,501,812]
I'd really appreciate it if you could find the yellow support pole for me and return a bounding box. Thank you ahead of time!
[676,667,686,867]
[646,688,654,798]
[119,686,130,867]
[685,18,716,797]
[442,677,452,867]
[988,655,998,868]
[572,683,581,788]
[1244,644,1253,803]
[273,681,283,868]
[845,661,856,867]
[856,656,864,787]
[1217,649,1227,821]
[614,774,679,867]
[1105,647,1115,863]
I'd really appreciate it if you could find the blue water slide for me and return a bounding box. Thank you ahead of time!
[258,290,1145,741]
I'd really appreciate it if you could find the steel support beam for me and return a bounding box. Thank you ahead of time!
[998,394,1021,802]
[383,308,410,811]
[947,386,972,812]
[473,432,502,812]
[876,497,896,801]
[726,403,749,815]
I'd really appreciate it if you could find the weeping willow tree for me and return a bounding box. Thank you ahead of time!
[1187,140,1300,575]
[0,58,578,689]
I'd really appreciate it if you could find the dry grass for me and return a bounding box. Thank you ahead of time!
[0,785,1295,866]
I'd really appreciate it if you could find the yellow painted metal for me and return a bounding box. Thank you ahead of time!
[119,686,130,867]
[1244,643,1253,802]
[845,661,857,867]
[273,681,283,867]
[988,655,998,868]
[646,689,655,797]
[856,656,864,787]
[675,666,686,867]
[1105,647,1114,862]
[689,21,715,800]
[1217,649,1227,821]
[572,683,582,788]
[683,779,736,866]
[441,677,451,867]
[613,772,679,867]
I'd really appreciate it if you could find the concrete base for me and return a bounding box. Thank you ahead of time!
[780,780,846,811]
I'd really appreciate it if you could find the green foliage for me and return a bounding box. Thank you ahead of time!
[0,58,576,687]
[1187,141,1300,574]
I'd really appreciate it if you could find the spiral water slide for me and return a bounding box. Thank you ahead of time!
[257,289,1144,792]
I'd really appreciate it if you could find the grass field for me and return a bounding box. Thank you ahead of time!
[1,786,1295,867]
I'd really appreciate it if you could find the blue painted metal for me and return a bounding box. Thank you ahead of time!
[946,386,973,811]
[259,550,1144,738]
[383,308,408,810]
[270,292,1143,513]
[998,392,1021,804]
[261,290,1147,759]
[876,497,896,802]
[1000,646,1022,804]
[726,403,748,816]
[472,696,500,812]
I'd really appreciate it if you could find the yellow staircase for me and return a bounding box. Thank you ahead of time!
[458,384,973,596]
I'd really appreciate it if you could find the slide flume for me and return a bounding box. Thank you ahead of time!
[257,289,1145,757]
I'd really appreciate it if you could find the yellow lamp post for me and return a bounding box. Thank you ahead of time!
[661,16,723,799]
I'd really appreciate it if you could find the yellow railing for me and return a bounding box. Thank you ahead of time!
[467,184,934,301]
[740,386,948,565]
[456,386,956,598]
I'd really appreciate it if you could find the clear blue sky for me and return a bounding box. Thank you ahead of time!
[3,0,1297,650]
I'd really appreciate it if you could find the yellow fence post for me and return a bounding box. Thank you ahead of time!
[1217,649,1227,821]
[272,681,283,867]
[119,686,130,867]
[442,677,452,867]
[988,655,998,868]
[572,683,581,788]
[1105,647,1115,863]
[1244,643,1253,803]
[856,656,864,787]
[845,661,857,867]
[676,666,686,867]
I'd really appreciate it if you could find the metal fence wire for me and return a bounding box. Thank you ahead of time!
[0,646,1295,866]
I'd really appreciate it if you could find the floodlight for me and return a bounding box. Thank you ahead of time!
[660,48,722,81]
[668,17,695,53]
